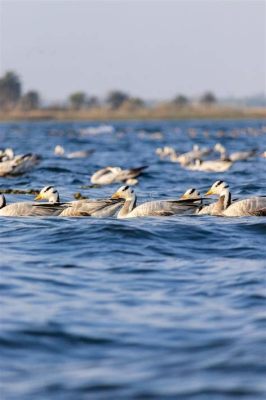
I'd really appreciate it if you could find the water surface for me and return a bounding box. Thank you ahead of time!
[0,120,266,399]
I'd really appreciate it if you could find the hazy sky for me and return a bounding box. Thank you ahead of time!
[0,0,265,101]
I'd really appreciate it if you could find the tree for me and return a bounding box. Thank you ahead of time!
[86,96,99,108]
[20,91,40,110]
[200,91,217,105]
[68,92,86,110]
[173,94,189,107]
[128,97,145,108]
[106,90,129,109]
[0,71,22,109]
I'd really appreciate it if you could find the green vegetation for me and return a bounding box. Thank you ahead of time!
[0,70,265,121]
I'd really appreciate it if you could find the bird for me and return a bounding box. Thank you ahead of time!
[174,145,212,165]
[90,166,147,186]
[156,145,212,165]
[155,146,177,158]
[214,143,257,162]
[0,153,41,177]
[0,148,15,162]
[183,158,233,172]
[111,185,199,218]
[205,180,266,217]
[54,145,94,159]
[180,188,217,215]
[35,186,124,217]
[0,186,65,217]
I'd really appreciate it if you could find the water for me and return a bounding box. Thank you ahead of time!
[0,120,266,400]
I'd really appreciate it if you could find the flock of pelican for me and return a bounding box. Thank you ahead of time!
[0,138,265,218]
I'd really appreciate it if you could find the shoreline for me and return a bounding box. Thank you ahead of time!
[0,106,265,123]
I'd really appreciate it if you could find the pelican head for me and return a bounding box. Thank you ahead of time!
[111,185,135,200]
[35,186,60,203]
[205,180,229,196]
[180,188,201,200]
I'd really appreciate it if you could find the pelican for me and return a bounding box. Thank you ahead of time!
[90,166,147,186]
[0,186,65,217]
[111,186,199,218]
[205,180,266,217]
[184,158,233,172]
[214,143,257,162]
[54,145,94,159]
[35,186,124,217]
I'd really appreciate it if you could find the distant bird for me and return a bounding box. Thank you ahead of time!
[0,148,15,162]
[0,153,41,177]
[90,166,147,186]
[111,185,199,218]
[156,145,212,165]
[54,145,94,159]
[155,146,176,158]
[205,180,266,216]
[174,145,212,165]
[183,158,233,172]
[214,143,257,162]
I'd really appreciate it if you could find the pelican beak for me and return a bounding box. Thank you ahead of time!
[205,189,213,196]
[34,193,43,201]
[111,192,120,199]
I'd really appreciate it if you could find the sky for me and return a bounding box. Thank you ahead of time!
[0,0,265,102]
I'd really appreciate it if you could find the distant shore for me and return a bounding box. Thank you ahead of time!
[0,105,265,122]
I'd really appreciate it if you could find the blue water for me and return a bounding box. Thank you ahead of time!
[0,120,266,400]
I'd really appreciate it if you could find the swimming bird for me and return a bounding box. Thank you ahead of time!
[54,145,94,159]
[174,145,212,165]
[184,158,233,172]
[111,186,199,218]
[214,143,257,162]
[0,153,41,177]
[205,180,266,216]
[90,166,147,186]
[0,148,15,162]
[0,186,65,217]
[180,188,217,215]
[35,186,124,217]
[155,146,177,159]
